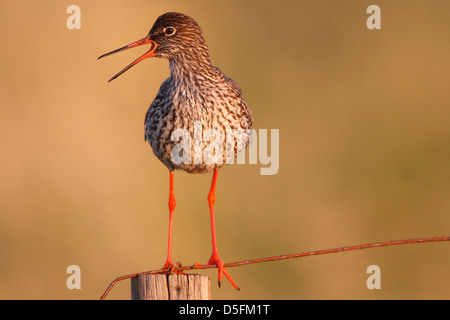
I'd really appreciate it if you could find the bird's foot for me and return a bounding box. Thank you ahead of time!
[193,258,240,290]
[160,261,185,274]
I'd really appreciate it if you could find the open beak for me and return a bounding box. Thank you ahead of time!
[98,35,158,82]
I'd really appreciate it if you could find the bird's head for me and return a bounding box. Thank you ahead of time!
[98,12,210,82]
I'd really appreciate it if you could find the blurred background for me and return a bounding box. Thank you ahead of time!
[0,0,449,299]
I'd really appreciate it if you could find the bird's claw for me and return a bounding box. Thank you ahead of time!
[160,261,184,274]
[193,258,240,290]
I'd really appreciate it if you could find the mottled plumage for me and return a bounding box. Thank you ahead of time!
[143,12,252,173]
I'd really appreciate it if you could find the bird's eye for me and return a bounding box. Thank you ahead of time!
[164,27,176,36]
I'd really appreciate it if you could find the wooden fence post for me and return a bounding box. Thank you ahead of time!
[131,273,210,300]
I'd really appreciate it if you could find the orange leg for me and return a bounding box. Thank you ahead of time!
[205,169,239,290]
[162,171,176,270]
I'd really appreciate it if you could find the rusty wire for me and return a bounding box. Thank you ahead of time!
[100,236,450,299]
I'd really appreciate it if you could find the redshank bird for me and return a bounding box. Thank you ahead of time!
[98,12,252,290]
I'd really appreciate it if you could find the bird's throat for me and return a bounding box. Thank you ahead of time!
[169,53,213,82]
